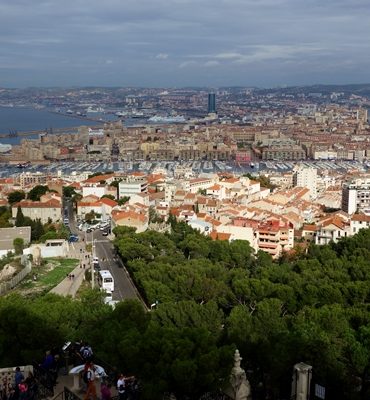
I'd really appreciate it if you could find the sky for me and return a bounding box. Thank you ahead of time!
[1,0,370,87]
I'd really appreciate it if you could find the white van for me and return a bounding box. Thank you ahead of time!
[98,270,114,292]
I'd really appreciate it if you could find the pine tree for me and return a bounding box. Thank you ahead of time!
[15,206,25,227]
[31,219,45,241]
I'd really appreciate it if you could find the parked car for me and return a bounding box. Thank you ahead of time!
[102,231,109,236]
[68,235,79,243]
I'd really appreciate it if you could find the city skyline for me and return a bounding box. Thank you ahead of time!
[1,0,370,87]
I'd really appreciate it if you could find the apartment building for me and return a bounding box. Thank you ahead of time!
[293,166,317,199]
[315,216,350,245]
[349,214,370,235]
[19,172,48,189]
[118,176,148,198]
[261,145,306,160]
[342,176,370,215]
[256,219,294,259]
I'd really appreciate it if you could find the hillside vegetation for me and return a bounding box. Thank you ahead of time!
[1,221,370,399]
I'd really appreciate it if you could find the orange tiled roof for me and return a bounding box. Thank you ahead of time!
[210,231,231,241]
[112,210,147,223]
[100,197,118,207]
[302,224,318,232]
[207,184,221,191]
[84,174,115,184]
[351,214,370,222]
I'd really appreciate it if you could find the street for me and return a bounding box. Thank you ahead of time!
[65,198,144,304]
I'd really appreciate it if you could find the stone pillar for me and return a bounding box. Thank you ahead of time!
[72,374,81,391]
[291,362,312,400]
[225,349,252,400]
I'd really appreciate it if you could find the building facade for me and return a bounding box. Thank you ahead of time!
[342,177,370,215]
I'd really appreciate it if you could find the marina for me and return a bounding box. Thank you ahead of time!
[0,159,368,179]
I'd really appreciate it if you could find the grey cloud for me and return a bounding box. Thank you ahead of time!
[0,0,369,86]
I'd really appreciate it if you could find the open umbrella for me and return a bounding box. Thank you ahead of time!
[69,364,107,378]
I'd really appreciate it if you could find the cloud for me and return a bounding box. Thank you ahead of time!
[178,61,197,69]
[0,0,369,86]
[203,60,220,67]
[155,53,169,59]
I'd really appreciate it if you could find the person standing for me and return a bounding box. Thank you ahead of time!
[14,367,24,400]
[100,381,111,400]
[117,374,134,400]
[117,374,126,400]
[83,363,97,400]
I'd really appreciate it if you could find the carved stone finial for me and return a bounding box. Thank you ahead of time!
[225,349,252,400]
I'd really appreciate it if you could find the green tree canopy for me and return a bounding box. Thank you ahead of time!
[13,237,24,255]
[27,185,49,201]
[8,190,25,205]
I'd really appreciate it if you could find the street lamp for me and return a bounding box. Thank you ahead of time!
[91,231,95,289]
[150,300,159,310]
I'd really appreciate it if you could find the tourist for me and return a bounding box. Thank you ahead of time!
[13,367,24,400]
[83,363,96,400]
[17,381,27,400]
[25,372,37,400]
[40,351,54,371]
[117,374,126,400]
[100,381,111,400]
[14,368,24,388]
[117,374,134,400]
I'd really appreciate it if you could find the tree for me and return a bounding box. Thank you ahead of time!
[149,206,162,223]
[110,180,122,189]
[63,186,77,198]
[101,194,115,201]
[31,219,45,241]
[0,207,12,228]
[13,238,24,255]
[27,185,49,201]
[243,173,277,190]
[8,191,25,205]
[72,193,82,206]
[85,211,96,223]
[15,206,25,227]
[118,196,130,205]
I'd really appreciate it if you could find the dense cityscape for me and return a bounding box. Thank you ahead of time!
[2,0,370,397]
[0,85,370,400]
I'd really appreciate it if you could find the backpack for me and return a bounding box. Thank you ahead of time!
[83,370,90,384]
[81,346,92,360]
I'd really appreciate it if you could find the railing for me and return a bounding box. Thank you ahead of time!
[163,391,232,400]
[91,355,117,384]
[64,387,81,400]
[32,363,55,399]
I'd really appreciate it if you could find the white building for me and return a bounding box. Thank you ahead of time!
[349,214,370,235]
[118,176,148,198]
[293,166,317,200]
[342,176,370,215]
[12,199,62,223]
[82,184,107,199]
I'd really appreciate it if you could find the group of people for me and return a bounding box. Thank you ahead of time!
[82,362,138,400]
[39,350,60,386]
[0,368,37,400]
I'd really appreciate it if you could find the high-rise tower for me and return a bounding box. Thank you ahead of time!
[208,93,216,114]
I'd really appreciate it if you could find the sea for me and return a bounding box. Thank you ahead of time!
[0,107,104,145]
